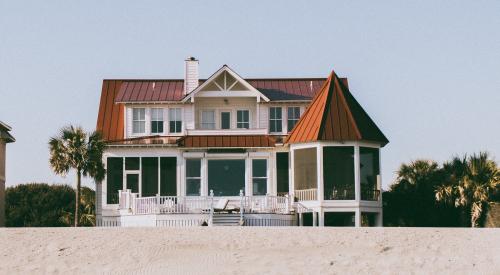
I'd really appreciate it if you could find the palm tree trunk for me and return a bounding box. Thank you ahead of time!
[75,171,81,227]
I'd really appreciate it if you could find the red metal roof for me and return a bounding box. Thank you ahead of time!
[178,135,276,148]
[113,78,336,103]
[286,71,388,146]
[96,80,125,141]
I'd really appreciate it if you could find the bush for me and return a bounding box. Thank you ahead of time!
[5,183,95,227]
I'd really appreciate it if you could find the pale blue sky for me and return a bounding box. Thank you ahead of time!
[1,1,499,189]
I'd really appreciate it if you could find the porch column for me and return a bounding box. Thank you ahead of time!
[355,209,361,227]
[299,213,303,226]
[312,211,317,227]
[316,145,324,202]
[354,145,361,202]
[201,157,208,196]
[289,148,295,198]
[318,209,324,227]
[376,211,383,227]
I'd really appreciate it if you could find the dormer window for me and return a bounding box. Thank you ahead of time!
[269,107,282,133]
[287,107,300,132]
[237,110,250,129]
[151,108,164,134]
[169,108,182,133]
[132,108,146,134]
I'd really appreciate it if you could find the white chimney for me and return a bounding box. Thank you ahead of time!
[184,56,199,95]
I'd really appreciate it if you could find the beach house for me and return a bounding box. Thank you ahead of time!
[0,121,15,227]
[95,58,388,227]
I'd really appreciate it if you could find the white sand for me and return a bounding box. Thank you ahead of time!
[0,227,498,275]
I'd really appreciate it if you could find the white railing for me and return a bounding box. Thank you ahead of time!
[119,191,290,216]
[295,188,318,201]
[158,196,213,214]
[242,195,290,214]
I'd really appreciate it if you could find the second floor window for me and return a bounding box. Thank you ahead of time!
[132,108,145,134]
[287,107,300,132]
[169,108,182,133]
[269,107,282,133]
[237,110,249,129]
[201,110,216,129]
[151,108,164,134]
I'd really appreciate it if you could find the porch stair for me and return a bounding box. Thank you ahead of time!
[212,213,243,226]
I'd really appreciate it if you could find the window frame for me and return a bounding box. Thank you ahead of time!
[236,109,250,129]
[269,107,283,133]
[251,158,268,196]
[169,108,182,134]
[220,110,231,130]
[185,158,202,196]
[150,108,164,134]
[287,106,300,132]
[200,109,216,130]
[132,108,146,134]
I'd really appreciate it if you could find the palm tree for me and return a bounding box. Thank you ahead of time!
[436,152,500,227]
[49,125,105,227]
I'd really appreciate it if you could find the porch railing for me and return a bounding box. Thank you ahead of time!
[361,189,381,201]
[119,190,291,216]
[295,188,317,201]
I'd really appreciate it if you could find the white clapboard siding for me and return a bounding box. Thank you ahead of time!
[259,105,269,131]
[184,105,195,130]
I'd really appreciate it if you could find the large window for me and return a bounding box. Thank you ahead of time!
[141,157,158,197]
[201,110,216,129]
[293,148,317,191]
[360,147,380,200]
[276,152,289,194]
[237,110,249,129]
[186,159,201,196]
[132,108,145,134]
[323,147,355,200]
[208,160,245,196]
[252,159,267,195]
[169,108,182,133]
[150,108,164,134]
[269,107,282,133]
[160,157,177,196]
[106,157,123,204]
[287,107,300,132]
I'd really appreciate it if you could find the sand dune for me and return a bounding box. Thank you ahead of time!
[0,227,498,274]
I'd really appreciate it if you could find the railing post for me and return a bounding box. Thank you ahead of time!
[239,189,244,225]
[156,194,160,214]
[209,190,214,226]
[285,194,290,214]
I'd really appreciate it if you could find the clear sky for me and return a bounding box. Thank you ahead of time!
[1,1,499,189]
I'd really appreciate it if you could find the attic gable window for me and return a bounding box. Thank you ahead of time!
[151,108,164,134]
[269,107,282,133]
[169,108,182,133]
[132,108,146,134]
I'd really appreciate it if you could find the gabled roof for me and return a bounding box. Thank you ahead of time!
[286,71,388,146]
[0,121,15,143]
[182,65,270,102]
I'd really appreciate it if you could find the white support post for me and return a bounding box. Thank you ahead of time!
[376,211,383,227]
[156,193,160,214]
[354,145,361,202]
[289,148,295,200]
[312,212,317,227]
[299,213,303,226]
[355,209,361,227]
[201,157,208,196]
[318,209,324,227]
[209,190,214,226]
[239,190,244,225]
[317,145,324,202]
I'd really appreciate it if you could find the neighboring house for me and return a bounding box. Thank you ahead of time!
[96,57,388,227]
[0,121,15,227]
